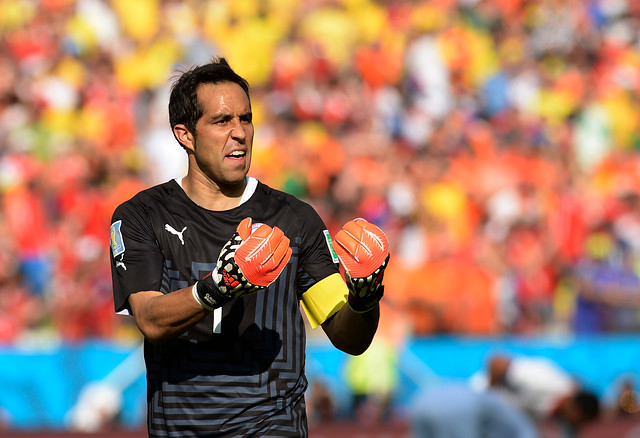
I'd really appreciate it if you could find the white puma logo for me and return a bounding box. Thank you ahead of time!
[165,224,187,245]
[115,255,127,271]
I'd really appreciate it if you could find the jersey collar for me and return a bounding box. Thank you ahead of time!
[238,177,258,205]
[175,176,258,207]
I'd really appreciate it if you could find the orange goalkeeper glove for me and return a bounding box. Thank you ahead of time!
[332,218,390,313]
[193,218,292,310]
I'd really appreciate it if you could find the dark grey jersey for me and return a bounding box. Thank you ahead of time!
[110,178,339,437]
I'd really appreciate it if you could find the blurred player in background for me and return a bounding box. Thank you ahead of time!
[109,57,390,437]
[477,354,600,437]
[409,382,540,438]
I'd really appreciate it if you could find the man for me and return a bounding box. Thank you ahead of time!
[481,354,600,437]
[109,57,389,437]
[409,382,540,438]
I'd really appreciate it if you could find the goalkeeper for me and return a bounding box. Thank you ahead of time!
[109,57,389,438]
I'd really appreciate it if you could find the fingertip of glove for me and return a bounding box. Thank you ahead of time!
[347,218,390,256]
[332,232,361,261]
[269,225,285,241]
[352,217,370,227]
[237,217,253,240]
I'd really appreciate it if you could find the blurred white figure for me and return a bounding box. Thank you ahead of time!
[66,343,144,432]
[66,382,122,432]
[471,354,600,437]
[141,84,188,184]
[404,34,453,121]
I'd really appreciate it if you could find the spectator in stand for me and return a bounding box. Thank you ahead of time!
[572,223,640,333]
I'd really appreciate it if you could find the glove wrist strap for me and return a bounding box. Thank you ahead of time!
[193,269,229,311]
[348,285,384,313]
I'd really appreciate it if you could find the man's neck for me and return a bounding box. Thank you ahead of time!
[180,174,248,211]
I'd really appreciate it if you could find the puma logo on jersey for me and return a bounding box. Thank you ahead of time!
[165,224,187,245]
[115,259,127,271]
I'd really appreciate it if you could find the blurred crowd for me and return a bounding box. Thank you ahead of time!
[1,0,640,344]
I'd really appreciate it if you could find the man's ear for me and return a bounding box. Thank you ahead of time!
[173,124,194,151]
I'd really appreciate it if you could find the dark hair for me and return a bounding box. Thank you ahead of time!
[573,390,600,422]
[168,57,250,148]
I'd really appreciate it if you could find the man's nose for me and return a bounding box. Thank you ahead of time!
[230,118,246,140]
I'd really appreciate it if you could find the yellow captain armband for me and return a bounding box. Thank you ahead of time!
[300,273,349,328]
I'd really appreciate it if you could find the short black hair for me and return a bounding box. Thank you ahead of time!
[168,57,250,148]
[574,390,600,422]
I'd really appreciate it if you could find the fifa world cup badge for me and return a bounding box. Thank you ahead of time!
[111,220,126,258]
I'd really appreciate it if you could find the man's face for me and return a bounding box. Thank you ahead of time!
[190,82,253,187]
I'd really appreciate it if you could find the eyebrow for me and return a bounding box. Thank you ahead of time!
[208,110,252,122]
